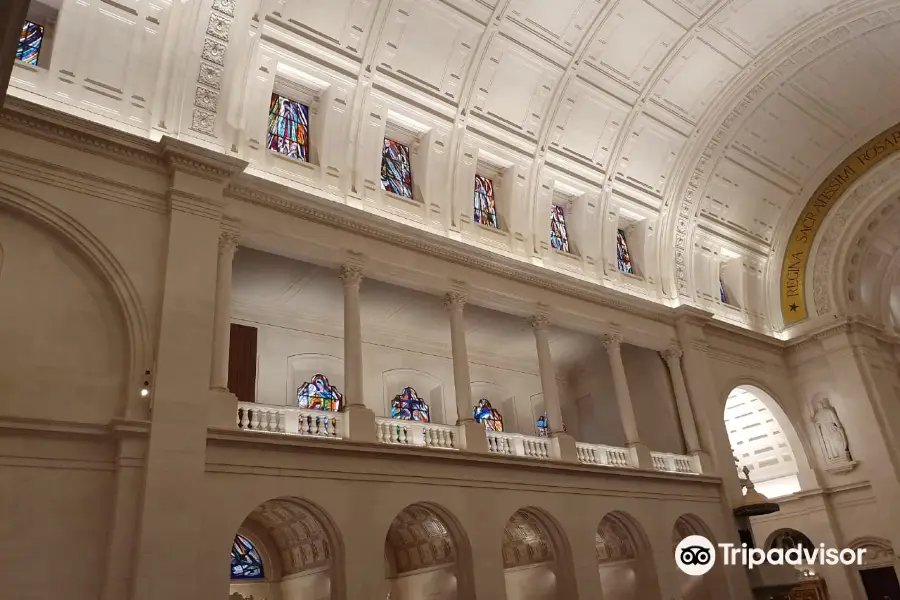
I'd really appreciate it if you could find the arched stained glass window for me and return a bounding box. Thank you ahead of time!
[550,205,570,252]
[720,279,728,304]
[616,229,634,274]
[473,399,503,431]
[267,93,310,162]
[536,413,549,437]
[297,374,343,411]
[769,530,814,552]
[17,21,44,67]
[231,534,264,579]
[390,387,430,422]
[474,174,499,228]
[381,138,413,199]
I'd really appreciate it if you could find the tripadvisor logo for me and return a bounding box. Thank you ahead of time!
[675,535,866,576]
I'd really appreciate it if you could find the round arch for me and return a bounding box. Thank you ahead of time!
[228,496,347,600]
[382,501,475,600]
[501,506,577,600]
[764,528,815,552]
[672,514,728,600]
[721,380,817,497]
[596,511,662,600]
[0,182,151,411]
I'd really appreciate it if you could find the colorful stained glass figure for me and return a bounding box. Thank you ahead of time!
[390,387,430,422]
[381,138,413,199]
[231,534,264,579]
[297,373,343,411]
[267,93,310,162]
[616,229,634,274]
[536,413,549,437]
[550,204,570,252]
[473,174,499,228]
[473,399,503,432]
[17,21,44,67]
[720,279,728,304]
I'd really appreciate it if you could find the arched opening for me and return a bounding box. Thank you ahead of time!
[672,514,727,600]
[595,511,662,600]
[724,385,806,498]
[764,528,821,580]
[849,538,900,600]
[501,508,563,600]
[383,503,465,600]
[229,497,340,600]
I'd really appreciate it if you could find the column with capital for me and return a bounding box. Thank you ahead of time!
[208,228,240,428]
[444,292,488,453]
[602,333,652,468]
[661,345,710,472]
[531,314,577,462]
[340,264,376,442]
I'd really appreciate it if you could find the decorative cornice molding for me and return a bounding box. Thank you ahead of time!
[168,189,224,220]
[159,136,247,182]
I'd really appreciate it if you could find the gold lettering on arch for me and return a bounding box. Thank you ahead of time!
[781,123,900,324]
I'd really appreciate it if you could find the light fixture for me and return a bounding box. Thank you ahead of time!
[141,369,152,398]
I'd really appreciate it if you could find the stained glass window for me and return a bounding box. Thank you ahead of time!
[267,93,310,162]
[17,21,44,67]
[390,386,430,422]
[297,373,343,411]
[381,138,413,199]
[720,279,728,304]
[616,229,634,274]
[474,174,499,228]
[231,534,264,579]
[536,413,549,437]
[473,399,503,432]
[549,205,570,252]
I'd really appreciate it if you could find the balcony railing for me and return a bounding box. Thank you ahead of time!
[235,402,701,474]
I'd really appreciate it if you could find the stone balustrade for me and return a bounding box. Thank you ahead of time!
[486,431,551,460]
[575,442,635,468]
[375,418,458,450]
[237,402,343,438]
[651,451,701,474]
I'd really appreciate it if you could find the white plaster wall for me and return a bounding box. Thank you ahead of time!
[504,563,558,600]
[622,343,684,453]
[598,562,639,600]
[390,565,457,600]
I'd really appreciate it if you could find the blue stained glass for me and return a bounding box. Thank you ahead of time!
[390,387,430,422]
[474,174,499,228]
[17,21,44,67]
[267,94,310,162]
[720,279,728,304]
[536,413,549,437]
[550,205,570,252]
[473,399,503,432]
[616,229,634,274]
[231,534,264,579]
[381,138,413,199]
[297,373,343,411]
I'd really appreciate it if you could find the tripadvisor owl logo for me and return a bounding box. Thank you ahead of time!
[675,535,716,576]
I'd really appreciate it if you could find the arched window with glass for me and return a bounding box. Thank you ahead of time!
[536,413,549,437]
[297,373,343,411]
[390,386,430,422]
[231,534,265,580]
[473,399,504,431]
[616,229,634,274]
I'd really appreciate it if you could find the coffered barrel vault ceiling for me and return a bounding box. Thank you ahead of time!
[246,0,900,334]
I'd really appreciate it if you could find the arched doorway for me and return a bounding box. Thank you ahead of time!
[672,514,726,600]
[595,511,662,600]
[849,538,900,600]
[383,503,467,600]
[502,508,567,600]
[229,497,340,600]
[724,385,806,498]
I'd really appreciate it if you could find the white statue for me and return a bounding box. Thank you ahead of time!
[812,398,852,463]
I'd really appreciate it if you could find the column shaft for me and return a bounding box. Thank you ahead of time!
[341,265,364,406]
[603,334,639,444]
[209,232,237,390]
[662,346,701,454]
[445,292,473,422]
[531,316,564,433]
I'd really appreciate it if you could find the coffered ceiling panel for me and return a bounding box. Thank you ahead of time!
[711,0,839,55]
[375,0,481,103]
[616,115,686,195]
[549,80,629,171]
[584,1,686,92]
[277,0,377,55]
[651,37,741,123]
[507,0,606,52]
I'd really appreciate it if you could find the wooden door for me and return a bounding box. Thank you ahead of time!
[860,566,900,600]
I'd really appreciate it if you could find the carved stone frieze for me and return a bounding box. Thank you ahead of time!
[191,0,235,137]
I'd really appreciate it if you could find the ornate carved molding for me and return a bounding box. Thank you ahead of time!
[190,0,234,136]
[160,136,247,182]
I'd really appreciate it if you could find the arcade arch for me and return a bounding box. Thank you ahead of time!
[672,515,727,600]
[501,508,571,600]
[595,511,662,600]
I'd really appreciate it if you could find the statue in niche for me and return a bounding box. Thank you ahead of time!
[812,398,852,464]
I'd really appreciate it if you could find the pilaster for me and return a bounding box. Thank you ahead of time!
[530,312,578,462]
[340,260,376,443]
[445,290,488,453]
[0,0,30,106]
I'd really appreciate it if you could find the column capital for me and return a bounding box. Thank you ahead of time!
[602,332,623,351]
[444,291,467,311]
[339,264,363,287]
[661,345,683,363]
[217,230,239,255]
[529,314,551,330]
